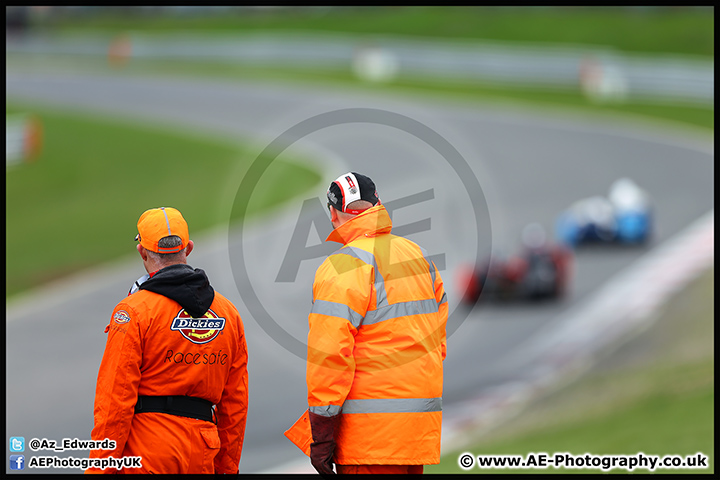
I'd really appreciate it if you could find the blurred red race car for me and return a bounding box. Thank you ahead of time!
[458,224,574,304]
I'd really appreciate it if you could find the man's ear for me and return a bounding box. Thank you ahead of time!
[330,206,339,223]
[185,240,194,257]
[137,244,148,262]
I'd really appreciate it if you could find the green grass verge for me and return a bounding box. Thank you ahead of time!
[38,7,714,58]
[429,362,713,474]
[426,268,714,474]
[5,102,322,299]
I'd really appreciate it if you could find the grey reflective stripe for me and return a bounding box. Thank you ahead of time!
[333,246,388,319]
[160,207,173,235]
[419,246,437,288]
[364,298,439,326]
[335,246,377,270]
[333,246,446,327]
[420,246,447,307]
[309,405,342,417]
[311,299,364,329]
[342,397,442,414]
[375,270,388,309]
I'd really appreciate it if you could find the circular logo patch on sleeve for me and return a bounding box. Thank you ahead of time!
[113,310,132,324]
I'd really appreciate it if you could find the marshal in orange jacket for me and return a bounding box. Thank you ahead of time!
[86,264,248,474]
[288,204,448,465]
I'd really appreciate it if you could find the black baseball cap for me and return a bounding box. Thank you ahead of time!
[327,172,380,215]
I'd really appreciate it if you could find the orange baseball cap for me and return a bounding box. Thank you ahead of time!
[135,207,189,254]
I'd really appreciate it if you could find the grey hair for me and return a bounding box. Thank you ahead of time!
[146,235,184,262]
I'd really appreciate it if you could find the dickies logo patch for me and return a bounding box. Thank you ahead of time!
[113,310,131,324]
[171,309,226,344]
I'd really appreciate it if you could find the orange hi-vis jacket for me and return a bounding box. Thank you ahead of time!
[87,264,248,474]
[299,204,448,465]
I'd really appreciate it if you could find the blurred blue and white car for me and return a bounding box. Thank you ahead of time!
[556,178,652,247]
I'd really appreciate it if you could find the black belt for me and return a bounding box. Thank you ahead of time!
[134,395,214,423]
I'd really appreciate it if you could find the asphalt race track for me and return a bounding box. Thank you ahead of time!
[5,70,714,474]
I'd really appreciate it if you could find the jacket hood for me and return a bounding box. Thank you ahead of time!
[139,263,215,318]
[326,204,393,245]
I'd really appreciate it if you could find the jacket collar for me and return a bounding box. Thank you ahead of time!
[326,204,392,245]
